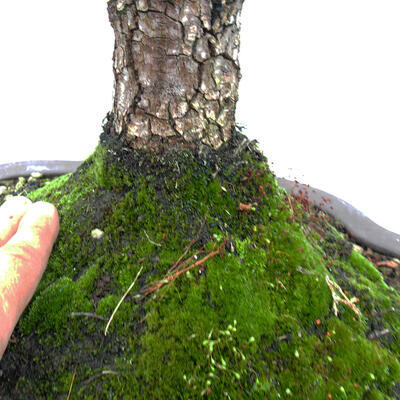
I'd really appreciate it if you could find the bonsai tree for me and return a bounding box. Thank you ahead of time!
[1,1,400,399]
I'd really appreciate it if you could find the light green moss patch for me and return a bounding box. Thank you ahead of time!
[350,251,387,287]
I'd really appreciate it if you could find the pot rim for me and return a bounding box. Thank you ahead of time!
[1,159,399,259]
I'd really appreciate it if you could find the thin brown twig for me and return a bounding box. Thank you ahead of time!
[81,370,119,387]
[137,240,224,324]
[141,243,224,298]
[166,218,207,276]
[168,242,200,275]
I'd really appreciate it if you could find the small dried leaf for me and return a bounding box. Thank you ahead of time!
[238,203,252,211]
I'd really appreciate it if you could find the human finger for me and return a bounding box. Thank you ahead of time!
[0,196,32,247]
[0,201,59,358]
[1,201,60,282]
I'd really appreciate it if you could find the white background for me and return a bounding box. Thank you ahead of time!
[0,1,399,235]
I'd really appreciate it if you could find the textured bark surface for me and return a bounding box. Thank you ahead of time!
[107,0,244,151]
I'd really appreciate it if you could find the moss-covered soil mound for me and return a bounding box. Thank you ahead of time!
[1,129,400,399]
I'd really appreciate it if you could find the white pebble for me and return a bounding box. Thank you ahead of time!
[30,172,43,179]
[352,244,363,254]
[91,228,104,240]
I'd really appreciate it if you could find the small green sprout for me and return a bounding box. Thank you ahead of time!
[370,373,376,380]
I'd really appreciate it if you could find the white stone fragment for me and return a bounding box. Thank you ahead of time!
[91,228,104,240]
[30,172,43,179]
[352,244,363,254]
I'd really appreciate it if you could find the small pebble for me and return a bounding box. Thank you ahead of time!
[30,172,43,179]
[352,244,363,254]
[91,228,104,240]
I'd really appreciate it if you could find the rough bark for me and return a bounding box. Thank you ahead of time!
[106,0,244,152]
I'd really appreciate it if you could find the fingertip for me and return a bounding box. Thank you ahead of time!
[16,201,60,246]
[29,201,60,237]
[0,196,33,247]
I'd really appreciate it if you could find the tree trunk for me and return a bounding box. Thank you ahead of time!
[106,0,244,152]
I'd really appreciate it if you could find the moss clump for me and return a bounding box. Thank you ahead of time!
[1,129,400,399]
[350,251,388,287]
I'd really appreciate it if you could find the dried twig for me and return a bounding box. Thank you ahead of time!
[66,366,77,400]
[325,274,360,317]
[81,370,119,387]
[144,230,162,247]
[105,266,143,336]
[168,238,198,275]
[141,243,224,299]
[375,260,398,269]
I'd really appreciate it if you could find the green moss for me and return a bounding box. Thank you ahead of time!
[19,276,75,335]
[27,172,72,202]
[2,133,400,399]
[350,251,387,287]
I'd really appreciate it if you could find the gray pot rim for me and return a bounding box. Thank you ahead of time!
[1,159,399,259]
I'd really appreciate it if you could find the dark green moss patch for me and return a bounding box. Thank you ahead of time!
[1,128,400,399]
